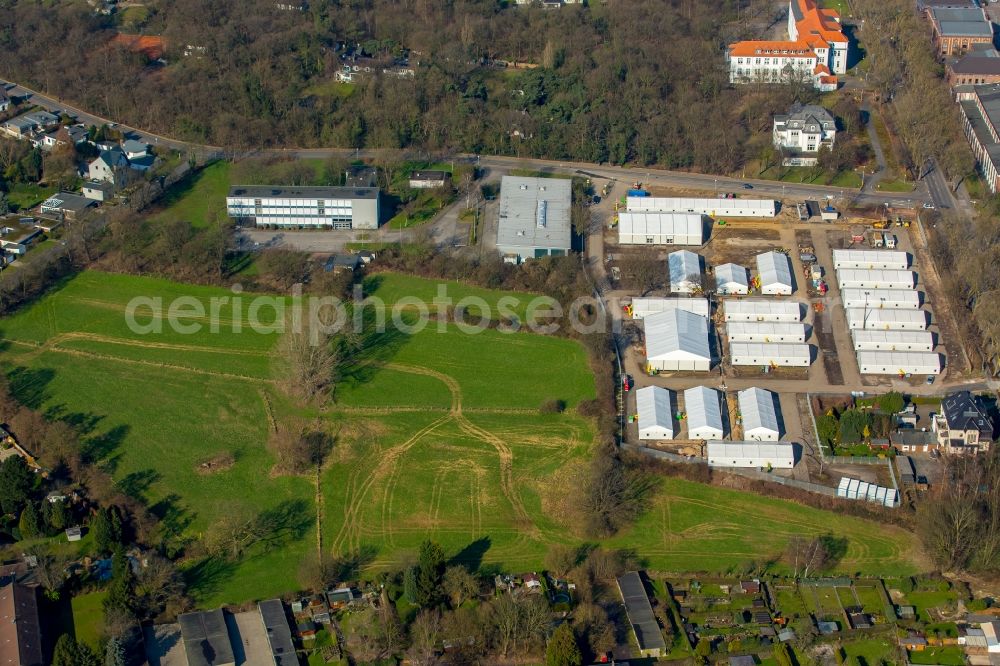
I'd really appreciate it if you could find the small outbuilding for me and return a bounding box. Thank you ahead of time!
[668,250,703,294]
[756,251,794,295]
[644,309,712,372]
[635,386,675,440]
[684,386,725,440]
[737,387,782,441]
[715,263,750,295]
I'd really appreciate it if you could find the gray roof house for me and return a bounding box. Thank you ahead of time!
[496,176,572,263]
[773,103,837,165]
[88,149,130,186]
[178,609,237,666]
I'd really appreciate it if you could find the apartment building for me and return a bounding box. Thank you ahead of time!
[927,6,994,57]
[956,83,1000,193]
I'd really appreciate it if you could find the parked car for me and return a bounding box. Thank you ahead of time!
[926,375,935,385]
[922,203,935,209]
[743,183,753,189]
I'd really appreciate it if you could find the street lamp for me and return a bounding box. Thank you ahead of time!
[715,178,718,196]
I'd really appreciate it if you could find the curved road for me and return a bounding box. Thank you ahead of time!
[2,78,929,208]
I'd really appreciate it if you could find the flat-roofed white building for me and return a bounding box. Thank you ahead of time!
[723,299,802,322]
[856,351,941,375]
[852,330,935,352]
[715,263,750,295]
[668,250,703,294]
[707,441,795,468]
[630,297,710,320]
[846,308,928,331]
[727,322,807,343]
[684,386,725,440]
[836,269,915,290]
[644,309,712,372]
[635,386,675,440]
[226,185,380,229]
[617,211,705,245]
[627,197,777,218]
[756,251,795,295]
[831,249,909,270]
[737,387,782,441]
[495,176,572,263]
[729,342,811,367]
[842,288,921,310]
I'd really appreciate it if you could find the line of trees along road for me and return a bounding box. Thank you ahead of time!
[3,0,820,172]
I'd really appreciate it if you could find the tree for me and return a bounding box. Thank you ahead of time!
[878,391,905,415]
[18,501,41,539]
[268,419,334,475]
[415,540,446,607]
[406,609,442,666]
[104,547,137,628]
[546,622,582,666]
[29,550,68,600]
[91,506,123,555]
[104,635,127,666]
[53,635,100,666]
[545,544,579,577]
[274,324,341,404]
[442,565,479,608]
[0,456,34,515]
[786,535,830,577]
[695,638,712,658]
[43,498,70,532]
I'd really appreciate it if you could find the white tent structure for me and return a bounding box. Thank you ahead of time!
[836,269,915,290]
[856,351,941,375]
[836,477,899,507]
[627,197,777,218]
[683,386,725,440]
[630,297,710,319]
[707,441,795,468]
[737,387,782,441]
[729,342,811,367]
[715,263,750,295]
[726,322,807,343]
[723,299,801,322]
[644,309,712,372]
[635,386,675,440]
[846,308,928,331]
[842,288,921,310]
[756,251,794,295]
[851,330,935,352]
[831,249,909,270]
[617,212,704,245]
[668,250,703,294]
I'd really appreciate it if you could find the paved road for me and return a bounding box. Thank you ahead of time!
[860,100,889,194]
[3,77,930,209]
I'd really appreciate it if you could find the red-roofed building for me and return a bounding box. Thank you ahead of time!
[728,0,848,90]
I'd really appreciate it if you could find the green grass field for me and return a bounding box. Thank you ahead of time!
[0,271,922,604]
[150,161,231,229]
[71,590,107,650]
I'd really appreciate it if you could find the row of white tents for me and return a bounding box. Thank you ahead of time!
[720,297,811,368]
[834,250,941,376]
[636,385,784,442]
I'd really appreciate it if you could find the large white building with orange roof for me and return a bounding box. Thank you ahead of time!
[727,0,848,90]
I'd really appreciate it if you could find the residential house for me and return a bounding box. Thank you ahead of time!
[88,149,129,186]
[324,254,362,273]
[0,89,10,113]
[1,110,59,138]
[727,0,847,90]
[947,46,1000,87]
[121,139,150,159]
[773,103,837,165]
[82,180,116,202]
[178,609,237,666]
[408,170,450,189]
[934,390,994,454]
[890,429,937,453]
[40,192,96,221]
[926,6,994,57]
[0,582,43,666]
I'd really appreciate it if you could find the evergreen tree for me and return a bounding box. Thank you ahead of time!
[92,507,123,555]
[17,501,41,539]
[414,540,445,608]
[403,565,418,604]
[43,498,70,532]
[0,456,34,515]
[103,547,136,621]
[104,634,127,666]
[545,622,582,666]
[53,635,100,666]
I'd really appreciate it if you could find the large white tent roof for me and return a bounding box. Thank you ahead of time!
[836,269,915,289]
[636,386,674,438]
[842,288,921,309]
[644,309,711,362]
[851,330,935,350]
[723,299,802,321]
[738,387,781,435]
[668,250,703,291]
[832,249,909,269]
[726,322,807,342]
[683,386,724,439]
[618,211,704,242]
[631,297,710,319]
[756,251,793,291]
[707,441,795,463]
[715,263,749,293]
[846,308,928,330]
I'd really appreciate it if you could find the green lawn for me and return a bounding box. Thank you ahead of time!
[71,590,107,650]
[0,271,923,605]
[302,80,357,99]
[875,178,916,193]
[150,161,231,228]
[905,589,959,621]
[842,638,896,664]
[758,165,861,189]
[7,182,57,212]
[909,646,966,665]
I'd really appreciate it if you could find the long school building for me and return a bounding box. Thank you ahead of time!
[226,185,380,229]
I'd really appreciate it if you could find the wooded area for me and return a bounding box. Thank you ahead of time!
[2,0,829,172]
